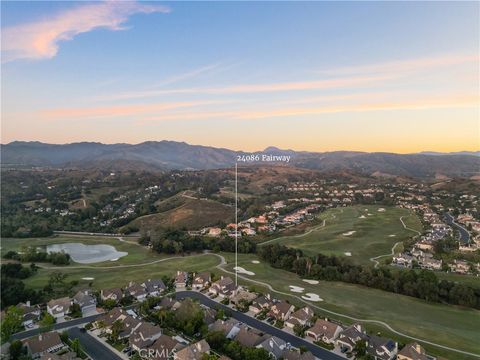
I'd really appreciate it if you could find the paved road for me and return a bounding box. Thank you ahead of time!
[11,313,103,341]
[67,327,122,360]
[176,291,344,360]
[444,212,470,244]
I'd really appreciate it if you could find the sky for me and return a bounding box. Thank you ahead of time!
[1,1,479,153]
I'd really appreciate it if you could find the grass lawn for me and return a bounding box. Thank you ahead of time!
[23,253,219,290]
[1,235,165,267]
[259,205,423,264]
[220,252,480,360]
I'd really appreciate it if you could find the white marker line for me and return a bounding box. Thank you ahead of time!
[235,161,238,287]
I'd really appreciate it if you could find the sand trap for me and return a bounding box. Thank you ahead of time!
[302,293,323,302]
[82,277,94,280]
[344,252,352,256]
[359,215,366,219]
[302,279,319,285]
[110,258,119,261]
[367,213,373,216]
[378,208,386,212]
[289,285,305,293]
[251,260,260,264]
[342,231,356,236]
[388,234,396,237]
[365,209,369,212]
[233,266,255,276]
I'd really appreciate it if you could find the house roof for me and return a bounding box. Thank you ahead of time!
[258,336,286,359]
[307,319,341,339]
[193,272,210,284]
[73,291,96,308]
[397,343,428,360]
[47,297,71,315]
[234,326,265,347]
[96,307,125,326]
[101,288,123,300]
[24,332,63,355]
[129,322,162,349]
[289,307,314,322]
[142,279,166,292]
[272,301,293,315]
[147,335,182,359]
[175,339,210,360]
[209,319,238,336]
[282,350,315,360]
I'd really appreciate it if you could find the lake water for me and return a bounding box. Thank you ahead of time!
[46,243,128,264]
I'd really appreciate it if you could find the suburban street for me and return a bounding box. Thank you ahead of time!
[445,212,470,244]
[67,327,123,360]
[176,291,344,360]
[11,313,102,341]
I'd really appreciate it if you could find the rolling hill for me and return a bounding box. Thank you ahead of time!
[2,140,479,178]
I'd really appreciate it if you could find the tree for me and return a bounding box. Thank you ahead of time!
[354,340,367,356]
[110,320,124,343]
[40,312,55,329]
[71,338,82,357]
[1,306,23,341]
[8,339,25,360]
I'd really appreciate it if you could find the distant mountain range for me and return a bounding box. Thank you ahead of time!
[2,141,479,178]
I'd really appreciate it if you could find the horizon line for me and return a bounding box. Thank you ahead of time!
[2,139,479,156]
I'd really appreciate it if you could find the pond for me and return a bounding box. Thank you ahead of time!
[46,243,128,264]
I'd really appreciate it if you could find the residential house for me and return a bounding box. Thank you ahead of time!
[209,319,241,339]
[147,335,183,360]
[192,272,211,291]
[175,271,188,289]
[367,335,398,360]
[229,288,257,306]
[46,297,71,320]
[256,336,287,360]
[174,339,210,360]
[268,301,294,321]
[285,306,314,329]
[94,307,125,328]
[335,324,368,352]
[100,288,124,303]
[234,326,266,347]
[125,282,148,302]
[282,350,315,360]
[249,295,273,315]
[23,332,64,359]
[306,318,342,343]
[72,291,97,317]
[397,343,429,360]
[208,277,235,298]
[142,279,166,297]
[18,301,41,329]
[129,322,162,351]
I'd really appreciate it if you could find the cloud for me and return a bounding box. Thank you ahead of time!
[41,100,218,120]
[316,53,479,76]
[2,1,170,62]
[139,94,478,123]
[97,74,394,101]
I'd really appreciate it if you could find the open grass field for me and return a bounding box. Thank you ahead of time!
[125,193,233,232]
[22,253,219,290]
[1,235,163,267]
[220,252,480,360]
[260,205,423,264]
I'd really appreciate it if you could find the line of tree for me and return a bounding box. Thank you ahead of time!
[4,247,70,265]
[258,244,480,309]
[140,228,257,254]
